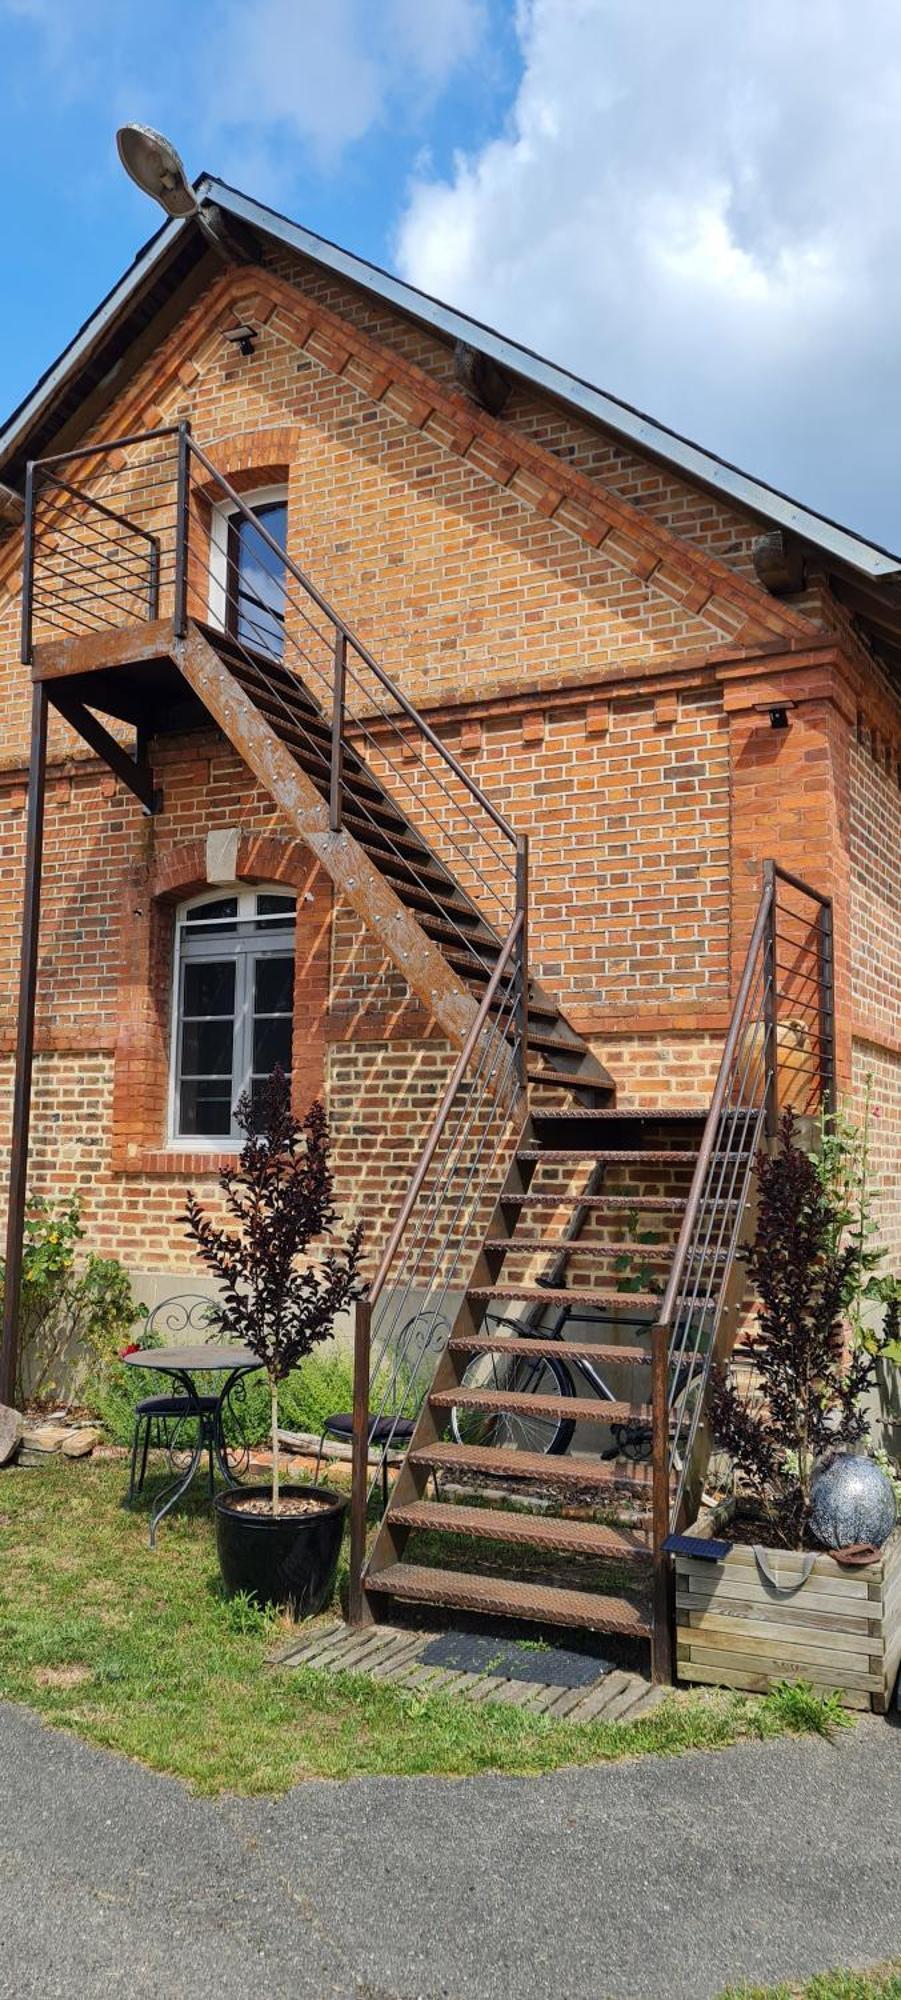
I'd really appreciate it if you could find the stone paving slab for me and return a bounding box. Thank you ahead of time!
[274,1618,666,1721]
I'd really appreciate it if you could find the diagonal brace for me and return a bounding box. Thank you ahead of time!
[47,688,161,815]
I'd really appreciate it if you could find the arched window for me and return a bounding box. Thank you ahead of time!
[208,485,288,660]
[169,886,296,1143]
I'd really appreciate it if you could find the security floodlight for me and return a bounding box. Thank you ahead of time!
[116,125,198,219]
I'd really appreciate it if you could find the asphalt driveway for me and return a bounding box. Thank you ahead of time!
[0,1700,898,1999]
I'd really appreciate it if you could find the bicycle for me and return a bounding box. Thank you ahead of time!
[450,1295,701,1465]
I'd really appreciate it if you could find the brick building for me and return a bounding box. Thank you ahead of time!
[3,170,900,1657]
[1,176,898,1296]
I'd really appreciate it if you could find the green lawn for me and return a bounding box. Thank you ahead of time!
[720,1968,901,1999]
[0,1457,855,1796]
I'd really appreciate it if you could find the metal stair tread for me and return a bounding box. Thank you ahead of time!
[531,1109,706,1125]
[506,1192,687,1212]
[364,1562,652,1636]
[429,1387,651,1426]
[408,1440,655,1492]
[385,1500,653,1561]
[527,1067,609,1091]
[449,1334,652,1365]
[468,1282,660,1309]
[520,1027,589,1057]
[483,1235,672,1257]
[516,1147,699,1164]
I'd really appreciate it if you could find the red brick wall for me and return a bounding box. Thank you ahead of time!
[0,244,891,1294]
[849,726,901,1261]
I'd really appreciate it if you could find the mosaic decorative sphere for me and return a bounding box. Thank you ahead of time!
[809,1452,897,1551]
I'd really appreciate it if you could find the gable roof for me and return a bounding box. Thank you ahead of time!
[3,173,901,670]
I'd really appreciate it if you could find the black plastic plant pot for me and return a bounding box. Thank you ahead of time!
[214,1483,348,1618]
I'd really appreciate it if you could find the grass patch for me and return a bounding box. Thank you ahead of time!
[0,1458,860,1797]
[719,1963,901,1998]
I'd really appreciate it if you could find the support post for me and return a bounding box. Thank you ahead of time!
[0,684,49,1407]
[329,629,347,833]
[818,896,837,1118]
[146,537,161,621]
[19,463,36,666]
[650,1318,673,1685]
[762,859,778,1139]
[348,1294,372,1625]
[173,421,192,638]
[515,834,529,1087]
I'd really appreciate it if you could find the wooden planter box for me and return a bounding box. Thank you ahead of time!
[675,1519,901,1712]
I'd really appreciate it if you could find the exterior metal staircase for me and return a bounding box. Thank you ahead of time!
[2,423,837,1682]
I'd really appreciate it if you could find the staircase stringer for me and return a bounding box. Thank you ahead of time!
[176,620,481,1048]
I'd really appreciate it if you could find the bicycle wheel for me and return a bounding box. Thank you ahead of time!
[449,1346,576,1455]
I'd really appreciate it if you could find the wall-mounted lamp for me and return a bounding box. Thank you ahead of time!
[752,699,795,731]
[223,324,257,358]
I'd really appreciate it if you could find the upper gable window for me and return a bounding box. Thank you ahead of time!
[209,487,288,660]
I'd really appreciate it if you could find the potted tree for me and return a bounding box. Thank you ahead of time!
[674,1112,900,1711]
[183,1071,363,1617]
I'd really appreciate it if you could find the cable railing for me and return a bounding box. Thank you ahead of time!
[21,422,524,961]
[654,861,836,1535]
[347,914,527,1620]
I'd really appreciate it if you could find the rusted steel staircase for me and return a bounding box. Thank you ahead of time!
[360,1100,707,1656]
[3,424,838,1685]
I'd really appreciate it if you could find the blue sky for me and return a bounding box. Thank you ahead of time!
[0,0,518,421]
[4,0,901,550]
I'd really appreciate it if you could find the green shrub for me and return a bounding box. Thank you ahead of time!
[0,1194,143,1406]
[84,1344,355,1451]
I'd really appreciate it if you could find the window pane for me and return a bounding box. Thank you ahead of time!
[179,1080,233,1138]
[253,1015,293,1077]
[255,892,296,927]
[254,955,294,1016]
[184,896,238,933]
[231,503,287,658]
[180,1017,233,1078]
[182,959,236,1018]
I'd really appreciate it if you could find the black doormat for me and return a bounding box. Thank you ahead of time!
[418,1630,613,1685]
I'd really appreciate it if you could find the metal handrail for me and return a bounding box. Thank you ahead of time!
[348,913,527,1619]
[184,435,519,847]
[646,862,834,1670]
[655,885,774,1339]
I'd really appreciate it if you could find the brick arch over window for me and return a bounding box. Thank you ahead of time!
[111,834,331,1176]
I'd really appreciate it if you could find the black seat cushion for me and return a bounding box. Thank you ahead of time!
[135,1395,219,1418]
[323,1412,415,1443]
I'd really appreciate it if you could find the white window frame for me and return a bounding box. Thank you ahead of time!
[208,484,289,638]
[167,884,296,1150]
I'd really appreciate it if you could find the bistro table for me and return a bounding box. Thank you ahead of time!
[122,1344,263,1545]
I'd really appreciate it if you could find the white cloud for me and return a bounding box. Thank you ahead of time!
[212,0,485,165]
[395,0,901,548]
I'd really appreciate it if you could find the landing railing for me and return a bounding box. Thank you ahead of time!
[347,915,527,1620]
[21,421,527,969]
[649,862,835,1666]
